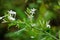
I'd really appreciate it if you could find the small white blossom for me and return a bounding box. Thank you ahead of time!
[31,24,36,27]
[31,8,36,12]
[7,10,16,21]
[30,36,35,38]
[30,8,36,15]
[8,16,15,21]
[8,10,16,18]
[46,21,51,28]
[0,17,3,20]
[8,10,16,15]
[46,24,51,28]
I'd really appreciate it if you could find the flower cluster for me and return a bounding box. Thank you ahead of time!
[30,8,36,15]
[28,8,36,19]
[8,10,16,21]
[0,10,16,23]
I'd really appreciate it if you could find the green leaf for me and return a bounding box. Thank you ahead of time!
[29,3,38,8]
[59,30,60,40]
[44,11,56,21]
[8,21,17,28]
[15,8,27,20]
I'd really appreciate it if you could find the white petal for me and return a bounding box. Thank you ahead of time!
[30,8,36,14]
[46,21,51,28]
[30,11,35,14]
[31,8,36,12]
[31,24,36,27]
[8,10,16,15]
[30,36,35,38]
[47,24,51,28]
[0,17,3,19]
[8,16,15,21]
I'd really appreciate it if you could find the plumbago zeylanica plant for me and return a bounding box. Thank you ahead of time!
[0,8,59,40]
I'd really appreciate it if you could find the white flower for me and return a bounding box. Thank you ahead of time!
[31,24,36,27]
[31,8,36,12]
[46,24,51,28]
[8,16,15,21]
[8,10,16,15]
[0,17,3,20]
[30,8,36,15]
[30,36,35,38]
[46,21,51,28]
[7,10,16,21]
[8,10,16,17]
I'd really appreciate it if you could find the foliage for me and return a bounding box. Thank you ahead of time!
[0,0,60,40]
